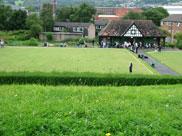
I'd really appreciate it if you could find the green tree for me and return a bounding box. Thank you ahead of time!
[155,7,169,18]
[40,3,55,32]
[30,23,43,38]
[56,6,73,22]
[122,11,146,20]
[143,7,169,26]
[9,9,27,30]
[0,4,13,30]
[26,14,42,29]
[159,27,171,37]
[174,32,182,49]
[70,2,96,22]
[143,8,164,26]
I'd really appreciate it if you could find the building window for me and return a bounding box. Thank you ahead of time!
[73,27,77,32]
[54,27,60,31]
[161,21,164,26]
[96,26,100,29]
[167,22,173,26]
[177,22,180,27]
[77,27,84,32]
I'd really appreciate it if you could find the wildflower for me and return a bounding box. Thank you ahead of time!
[166,104,169,107]
[15,94,17,97]
[106,133,111,136]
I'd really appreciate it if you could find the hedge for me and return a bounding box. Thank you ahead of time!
[0,72,182,86]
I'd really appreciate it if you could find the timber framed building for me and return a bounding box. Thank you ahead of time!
[99,20,166,47]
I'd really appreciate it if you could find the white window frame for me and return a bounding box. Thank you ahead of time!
[177,22,180,27]
[161,21,164,26]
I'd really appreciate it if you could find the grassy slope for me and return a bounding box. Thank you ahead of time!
[147,51,182,75]
[0,85,182,135]
[0,48,157,75]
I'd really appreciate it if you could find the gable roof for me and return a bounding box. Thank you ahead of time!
[162,14,182,22]
[99,20,166,38]
[55,22,92,27]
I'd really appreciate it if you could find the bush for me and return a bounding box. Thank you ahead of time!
[165,42,175,48]
[24,38,38,46]
[176,40,182,49]
[79,38,84,44]
[0,72,182,86]
[7,41,18,46]
[46,32,53,41]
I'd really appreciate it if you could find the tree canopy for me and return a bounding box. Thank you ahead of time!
[122,11,146,20]
[40,3,55,32]
[56,3,96,23]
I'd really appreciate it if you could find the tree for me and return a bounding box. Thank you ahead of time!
[0,4,13,30]
[9,9,27,30]
[143,8,164,26]
[155,7,169,18]
[70,2,96,22]
[143,7,169,26]
[56,6,73,22]
[122,11,146,20]
[159,27,171,37]
[174,32,182,49]
[40,3,55,32]
[30,23,43,38]
[26,14,42,29]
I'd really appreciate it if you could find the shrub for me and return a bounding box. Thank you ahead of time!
[165,42,175,48]
[0,72,182,86]
[79,38,84,44]
[176,40,182,49]
[7,41,18,46]
[46,32,53,41]
[24,38,38,46]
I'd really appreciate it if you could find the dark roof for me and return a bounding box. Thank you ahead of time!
[162,14,182,22]
[55,22,92,27]
[95,20,110,26]
[99,20,166,38]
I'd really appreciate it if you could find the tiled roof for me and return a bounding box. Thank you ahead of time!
[99,20,166,38]
[55,22,92,27]
[162,14,182,22]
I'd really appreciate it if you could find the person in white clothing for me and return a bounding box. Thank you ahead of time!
[0,40,4,48]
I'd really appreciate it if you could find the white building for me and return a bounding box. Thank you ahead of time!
[163,6,182,15]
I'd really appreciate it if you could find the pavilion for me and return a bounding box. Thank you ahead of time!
[98,20,166,47]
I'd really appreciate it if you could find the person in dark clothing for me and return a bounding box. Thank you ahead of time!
[158,44,162,52]
[129,62,133,73]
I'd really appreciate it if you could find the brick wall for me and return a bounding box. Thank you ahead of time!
[161,21,182,43]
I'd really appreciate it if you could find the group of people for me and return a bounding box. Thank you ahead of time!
[0,39,4,48]
[100,40,162,53]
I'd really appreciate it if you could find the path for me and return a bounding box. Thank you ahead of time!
[138,49,180,76]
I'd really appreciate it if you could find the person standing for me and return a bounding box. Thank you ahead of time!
[135,42,139,54]
[158,44,162,52]
[1,40,4,48]
[129,62,133,73]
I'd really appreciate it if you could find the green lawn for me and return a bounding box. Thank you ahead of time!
[0,85,182,135]
[0,48,156,75]
[147,51,182,75]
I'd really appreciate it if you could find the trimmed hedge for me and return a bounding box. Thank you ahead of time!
[0,72,182,86]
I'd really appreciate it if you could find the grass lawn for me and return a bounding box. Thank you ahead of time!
[0,48,156,75]
[0,85,182,135]
[147,51,182,75]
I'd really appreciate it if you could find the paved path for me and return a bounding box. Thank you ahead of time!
[138,50,180,76]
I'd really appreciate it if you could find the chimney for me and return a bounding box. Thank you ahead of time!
[53,0,56,13]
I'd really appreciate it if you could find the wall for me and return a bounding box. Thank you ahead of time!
[39,32,83,41]
[161,21,182,43]
[88,24,96,39]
